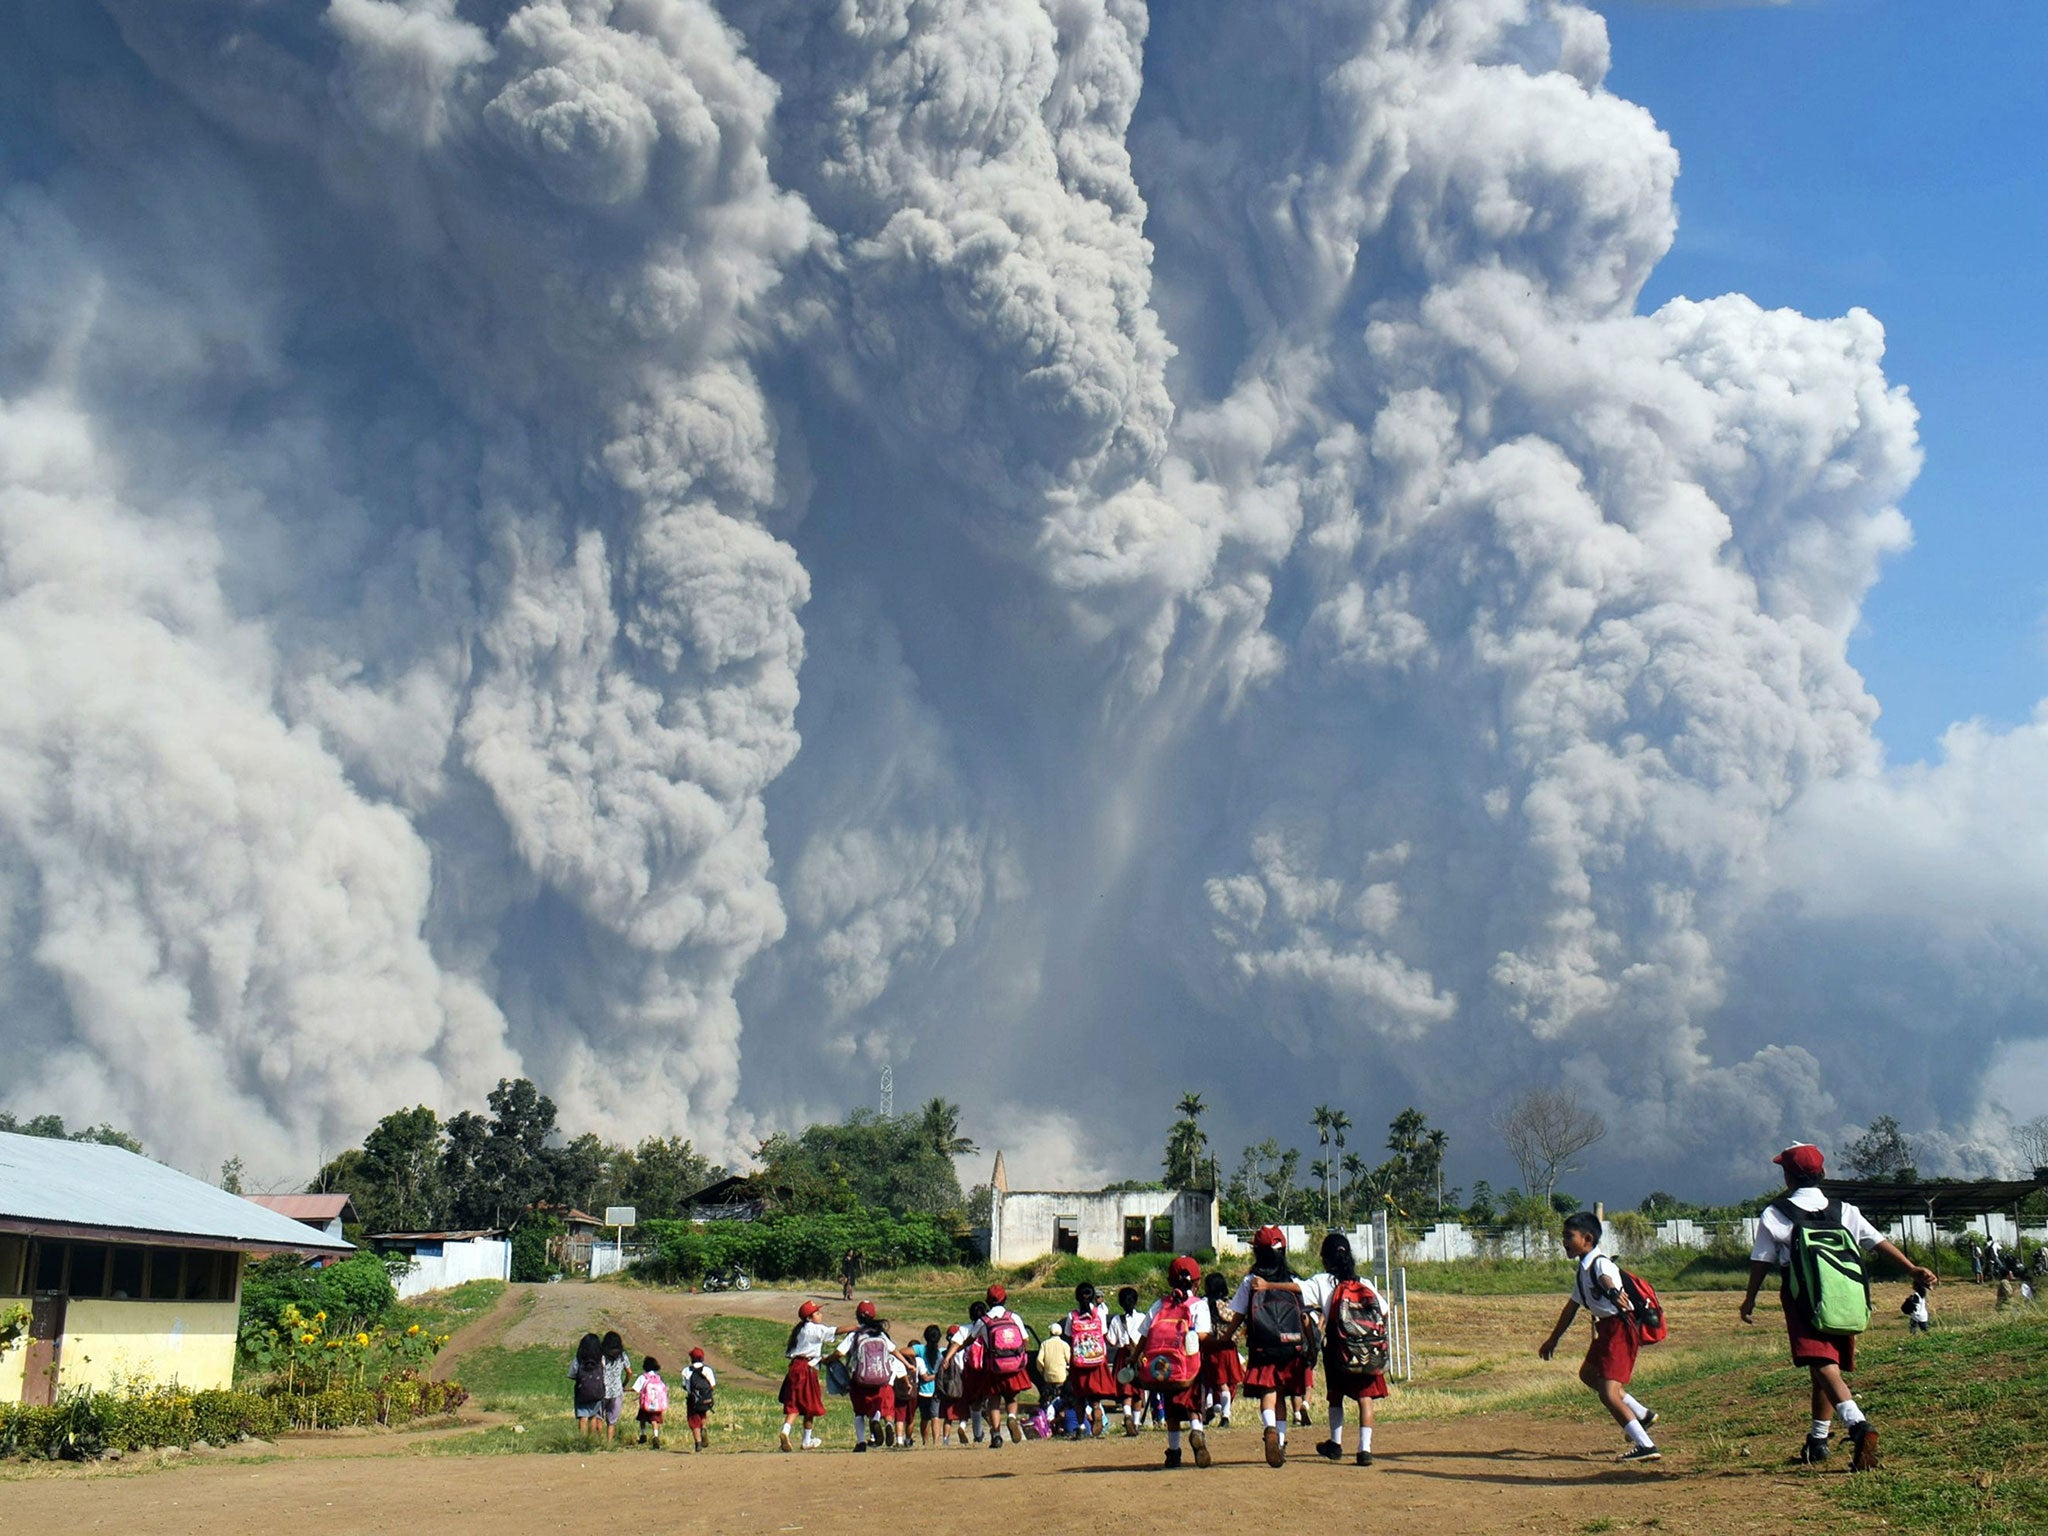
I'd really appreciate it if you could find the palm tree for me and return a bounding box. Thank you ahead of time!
[1177,1091,1207,1122]
[1311,1105,1335,1223]
[1329,1111,1353,1222]
[1425,1127,1449,1215]
[1341,1151,1368,1220]
[918,1097,977,1158]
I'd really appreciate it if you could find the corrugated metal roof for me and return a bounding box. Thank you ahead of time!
[246,1193,356,1222]
[0,1132,352,1251]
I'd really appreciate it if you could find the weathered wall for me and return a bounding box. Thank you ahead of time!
[991,1190,1215,1264]
[57,1299,240,1393]
[393,1238,511,1299]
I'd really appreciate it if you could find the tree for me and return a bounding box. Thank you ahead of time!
[0,1111,144,1154]
[355,1106,445,1232]
[917,1098,977,1159]
[1464,1179,1497,1225]
[1493,1088,1605,1207]
[1375,1107,1448,1218]
[2017,1116,2048,1175]
[1341,1151,1370,1217]
[1311,1106,1336,1223]
[1329,1111,1353,1221]
[218,1157,244,1194]
[1163,1117,1209,1188]
[756,1109,966,1220]
[622,1136,721,1219]
[1842,1115,1914,1180]
[440,1109,493,1227]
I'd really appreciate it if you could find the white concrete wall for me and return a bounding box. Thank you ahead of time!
[991,1190,1215,1264]
[1217,1226,1377,1264]
[392,1238,510,1299]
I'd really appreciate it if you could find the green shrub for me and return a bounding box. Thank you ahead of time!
[238,1250,398,1368]
[635,1211,966,1284]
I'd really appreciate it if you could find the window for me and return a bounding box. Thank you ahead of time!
[69,1243,109,1298]
[1053,1217,1080,1255]
[146,1250,182,1301]
[1123,1217,1147,1256]
[32,1240,65,1292]
[1148,1217,1174,1253]
[110,1247,145,1299]
[184,1251,227,1301]
[0,1234,24,1295]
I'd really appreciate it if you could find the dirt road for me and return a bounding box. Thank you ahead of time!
[0,1411,1826,1536]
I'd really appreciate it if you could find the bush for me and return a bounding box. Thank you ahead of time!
[635,1211,968,1284]
[239,1251,398,1367]
[511,1219,562,1283]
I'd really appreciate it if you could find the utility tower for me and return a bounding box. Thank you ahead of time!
[879,1064,893,1119]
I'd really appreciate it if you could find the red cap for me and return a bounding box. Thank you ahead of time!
[855,1300,877,1321]
[1254,1224,1286,1250]
[986,1283,1007,1305]
[798,1300,819,1319]
[1774,1143,1826,1180]
[1168,1255,1201,1288]
[689,1347,705,1361]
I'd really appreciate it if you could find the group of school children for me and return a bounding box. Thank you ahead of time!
[775,1226,1394,1469]
[568,1329,718,1450]
[581,1140,1935,1475]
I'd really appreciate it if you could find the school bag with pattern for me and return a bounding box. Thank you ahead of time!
[985,1313,1030,1374]
[1068,1308,1108,1367]
[685,1363,715,1414]
[1141,1296,1200,1384]
[852,1332,896,1388]
[638,1371,669,1414]
[1771,1196,1872,1335]
[1246,1285,1310,1368]
[1326,1279,1390,1374]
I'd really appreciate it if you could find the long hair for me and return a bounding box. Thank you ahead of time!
[1203,1271,1231,1312]
[575,1332,601,1368]
[785,1315,809,1354]
[601,1330,625,1361]
[1321,1231,1358,1282]
[1251,1242,1294,1284]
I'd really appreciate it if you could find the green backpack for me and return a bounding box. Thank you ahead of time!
[1773,1197,1871,1335]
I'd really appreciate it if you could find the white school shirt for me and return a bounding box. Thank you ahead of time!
[1570,1251,1626,1318]
[970,1304,1027,1344]
[684,1363,718,1389]
[1138,1294,1212,1357]
[787,1319,838,1363]
[837,1327,898,1360]
[1229,1273,1311,1316]
[1300,1270,1379,1318]
[1107,1309,1148,1350]
[1750,1187,1885,1267]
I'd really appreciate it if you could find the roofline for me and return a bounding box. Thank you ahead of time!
[0,1214,351,1256]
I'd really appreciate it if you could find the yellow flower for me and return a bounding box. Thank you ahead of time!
[407,1324,420,1336]
[355,1332,370,1347]
[313,1311,326,1323]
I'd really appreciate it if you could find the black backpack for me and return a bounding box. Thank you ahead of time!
[1246,1286,1310,1368]
[573,1356,605,1406]
[685,1363,715,1414]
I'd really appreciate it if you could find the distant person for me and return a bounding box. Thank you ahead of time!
[1107,1285,1149,1436]
[1901,1279,1931,1335]
[631,1356,667,1449]
[943,1284,1035,1449]
[1539,1212,1660,1463]
[778,1300,846,1452]
[1739,1142,1936,1471]
[890,1341,917,1448]
[1196,1271,1243,1428]
[682,1346,716,1451]
[1970,1242,1984,1284]
[915,1324,943,1445]
[599,1330,631,1444]
[569,1331,605,1439]
[842,1248,858,1301]
[1036,1316,1073,1434]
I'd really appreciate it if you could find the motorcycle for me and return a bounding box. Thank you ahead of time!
[700,1267,752,1292]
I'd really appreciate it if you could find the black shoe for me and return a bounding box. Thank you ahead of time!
[853,1442,867,1453]
[1356,1451,1373,1467]
[1797,1434,1831,1465]
[1163,1447,1183,1469]
[1618,1444,1661,1463]
[1849,1422,1881,1472]
[1636,1408,1658,1431]
[1189,1428,1212,1469]
[1315,1440,1342,1461]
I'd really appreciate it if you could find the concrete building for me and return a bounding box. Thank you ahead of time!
[1,1131,350,1405]
[982,1152,1218,1265]
[367,1230,512,1299]
[244,1192,357,1244]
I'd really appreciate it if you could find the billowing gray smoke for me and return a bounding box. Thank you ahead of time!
[2,0,2039,1194]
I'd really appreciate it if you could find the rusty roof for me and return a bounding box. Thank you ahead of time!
[245,1193,357,1223]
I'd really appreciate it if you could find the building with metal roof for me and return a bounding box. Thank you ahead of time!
[1,1131,349,1406]
[245,1191,358,1242]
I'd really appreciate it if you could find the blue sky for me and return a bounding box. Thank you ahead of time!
[1596,0,2048,763]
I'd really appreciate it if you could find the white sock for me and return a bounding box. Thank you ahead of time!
[1624,1419,1653,1449]
[1359,1425,1373,1453]
[1218,1391,1232,1415]
[1167,1429,1182,1451]
[1623,1393,1648,1418]
[1838,1400,1867,1429]
[1810,1418,1832,1439]
[1328,1405,1345,1437]
[1261,1407,1277,1430]
[855,1418,868,1446]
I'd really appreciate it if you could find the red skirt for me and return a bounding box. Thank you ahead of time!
[1583,1315,1640,1385]
[1242,1357,1312,1396]
[1199,1341,1244,1390]
[849,1382,895,1418]
[989,1367,1033,1399]
[1068,1361,1119,1399]
[1156,1375,1203,1420]
[1322,1359,1389,1402]
[779,1357,827,1418]
[1782,1288,1855,1369]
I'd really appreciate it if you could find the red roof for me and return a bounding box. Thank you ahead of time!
[246,1193,356,1223]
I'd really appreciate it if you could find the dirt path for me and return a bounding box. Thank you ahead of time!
[0,1408,1829,1534]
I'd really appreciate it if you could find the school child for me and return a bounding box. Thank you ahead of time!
[1037,1316,1073,1434]
[890,1345,917,1447]
[1901,1279,1931,1335]
[682,1346,715,1451]
[1064,1282,1117,1439]
[1223,1226,1315,1467]
[1739,1142,1937,1471]
[569,1331,605,1439]
[599,1330,631,1445]
[631,1355,668,1448]
[838,1299,910,1452]
[946,1301,988,1444]
[1196,1272,1243,1428]
[1107,1285,1149,1436]
[1539,1212,1660,1462]
[944,1284,1035,1449]
[778,1300,848,1452]
[1136,1254,1213,1468]
[916,1325,943,1445]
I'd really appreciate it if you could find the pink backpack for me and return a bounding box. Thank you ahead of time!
[985,1313,1029,1374]
[638,1372,668,1414]
[852,1333,896,1388]
[1069,1308,1108,1366]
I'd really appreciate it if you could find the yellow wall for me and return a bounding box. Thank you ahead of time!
[56,1299,241,1394]
[0,1295,25,1404]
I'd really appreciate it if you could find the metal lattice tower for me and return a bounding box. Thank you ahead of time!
[879,1064,893,1119]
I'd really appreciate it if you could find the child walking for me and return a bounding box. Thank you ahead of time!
[1740,1142,1936,1470]
[569,1332,605,1439]
[1108,1285,1149,1436]
[599,1331,631,1445]
[1310,1233,1387,1466]
[916,1325,943,1445]
[1136,1255,1213,1468]
[778,1300,847,1452]
[1197,1271,1243,1428]
[838,1299,909,1452]
[682,1346,716,1450]
[1064,1283,1117,1439]
[1902,1278,1931,1335]
[631,1356,668,1448]
[944,1285,1035,1449]
[1224,1225,1314,1467]
[1539,1212,1660,1463]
